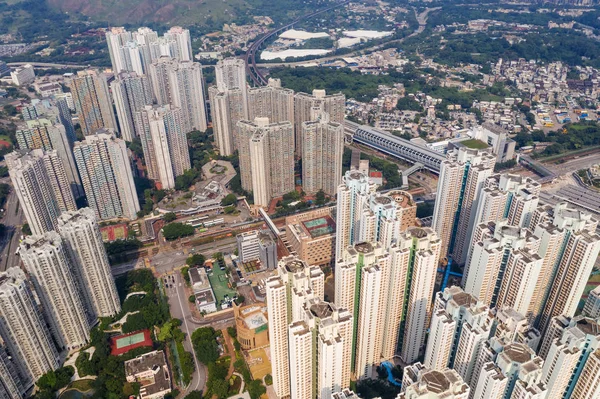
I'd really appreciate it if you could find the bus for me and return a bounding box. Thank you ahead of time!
[185,215,209,228]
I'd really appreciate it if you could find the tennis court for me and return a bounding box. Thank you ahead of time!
[110,329,152,355]
[116,332,145,348]
[302,215,336,238]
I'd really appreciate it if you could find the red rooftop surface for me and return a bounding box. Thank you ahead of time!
[110,329,152,355]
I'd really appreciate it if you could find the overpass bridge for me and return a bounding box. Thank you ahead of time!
[344,120,445,173]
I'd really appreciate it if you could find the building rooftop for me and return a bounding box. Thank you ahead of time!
[421,370,450,393]
[354,241,374,253]
[283,257,307,273]
[189,267,212,293]
[124,350,171,399]
[301,215,336,238]
[310,301,334,319]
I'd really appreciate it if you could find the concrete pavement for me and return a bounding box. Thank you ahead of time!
[166,271,208,394]
[544,152,600,177]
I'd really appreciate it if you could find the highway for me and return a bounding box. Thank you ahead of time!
[249,7,438,70]
[245,0,351,85]
[544,153,600,177]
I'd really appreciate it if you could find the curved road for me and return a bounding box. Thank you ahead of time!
[245,0,351,85]
[250,7,439,70]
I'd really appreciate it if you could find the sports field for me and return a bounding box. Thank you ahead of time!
[116,332,145,348]
[110,329,152,355]
[100,223,128,241]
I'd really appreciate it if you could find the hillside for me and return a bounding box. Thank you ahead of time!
[45,0,331,30]
[47,0,251,28]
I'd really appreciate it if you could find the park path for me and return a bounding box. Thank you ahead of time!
[222,328,237,378]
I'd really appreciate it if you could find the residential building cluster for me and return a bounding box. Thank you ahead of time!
[211,58,346,207]
[261,144,600,399]
[0,208,121,398]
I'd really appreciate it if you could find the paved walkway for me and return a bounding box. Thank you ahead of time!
[222,328,236,378]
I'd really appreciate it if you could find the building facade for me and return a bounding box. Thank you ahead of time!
[74,132,140,220]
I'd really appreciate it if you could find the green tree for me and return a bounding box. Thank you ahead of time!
[22,223,31,236]
[247,380,267,399]
[315,189,326,206]
[186,254,206,267]
[220,193,237,206]
[163,212,177,223]
[212,379,229,399]
[162,223,195,240]
[264,374,273,386]
[191,327,220,365]
[75,352,95,377]
[184,391,203,399]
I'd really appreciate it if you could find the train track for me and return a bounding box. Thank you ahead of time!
[245,0,351,86]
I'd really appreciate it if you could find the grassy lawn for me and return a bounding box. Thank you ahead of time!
[460,139,489,149]
[68,379,94,392]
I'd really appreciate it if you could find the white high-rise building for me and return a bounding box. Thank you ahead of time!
[294,89,345,157]
[288,321,313,398]
[536,204,600,334]
[470,363,507,399]
[541,316,600,399]
[0,344,24,399]
[463,221,539,308]
[471,174,540,232]
[301,299,353,399]
[265,276,289,399]
[467,310,545,399]
[400,227,442,364]
[334,170,386,259]
[571,348,600,399]
[136,105,190,189]
[148,57,207,133]
[302,111,344,196]
[266,256,325,399]
[15,120,82,198]
[237,118,295,207]
[211,57,249,156]
[106,26,192,74]
[106,27,134,73]
[583,286,600,318]
[209,87,247,156]
[111,71,153,142]
[400,363,470,399]
[57,208,121,319]
[164,26,193,61]
[354,262,382,380]
[248,78,294,124]
[69,70,117,136]
[0,268,59,390]
[432,147,496,262]
[6,149,76,235]
[215,57,248,95]
[424,287,491,384]
[74,131,140,220]
[335,228,440,375]
[495,249,543,316]
[19,233,90,350]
